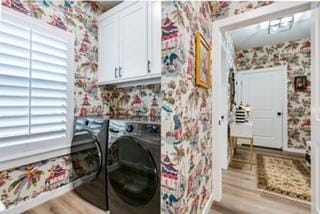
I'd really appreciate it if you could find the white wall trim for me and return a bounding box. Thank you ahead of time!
[283,147,305,154]
[211,1,311,206]
[0,145,71,171]
[212,26,223,202]
[2,179,82,214]
[201,193,214,214]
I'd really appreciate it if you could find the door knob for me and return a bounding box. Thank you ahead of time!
[277,112,282,116]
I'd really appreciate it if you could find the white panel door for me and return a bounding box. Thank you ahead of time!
[311,3,320,213]
[238,69,284,149]
[99,14,119,83]
[119,2,148,80]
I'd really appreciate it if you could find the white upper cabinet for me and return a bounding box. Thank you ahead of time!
[98,1,161,85]
[98,14,119,83]
[119,2,148,80]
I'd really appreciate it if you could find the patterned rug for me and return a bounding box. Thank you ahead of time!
[256,153,311,204]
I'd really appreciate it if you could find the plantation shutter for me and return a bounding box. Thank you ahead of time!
[0,19,68,146]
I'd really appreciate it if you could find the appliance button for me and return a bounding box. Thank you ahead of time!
[126,125,134,133]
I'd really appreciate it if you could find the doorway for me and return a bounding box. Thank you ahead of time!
[211,2,318,213]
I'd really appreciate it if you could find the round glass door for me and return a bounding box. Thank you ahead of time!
[71,130,102,182]
[107,136,158,206]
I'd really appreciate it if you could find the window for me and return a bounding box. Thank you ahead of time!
[0,8,74,165]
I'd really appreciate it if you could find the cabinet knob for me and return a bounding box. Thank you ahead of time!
[119,66,122,77]
[114,67,118,78]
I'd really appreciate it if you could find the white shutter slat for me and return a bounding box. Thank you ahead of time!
[0,75,29,88]
[31,107,66,116]
[32,42,67,59]
[32,79,66,91]
[0,107,29,117]
[32,88,66,99]
[0,64,29,78]
[0,53,29,67]
[0,126,29,138]
[32,51,67,67]
[0,131,65,145]
[32,69,66,83]
[31,115,66,125]
[0,97,29,106]
[31,97,66,107]
[0,85,29,97]
[32,60,67,75]
[32,31,67,51]
[0,32,29,48]
[0,20,29,38]
[0,116,29,128]
[0,43,29,58]
[31,122,66,134]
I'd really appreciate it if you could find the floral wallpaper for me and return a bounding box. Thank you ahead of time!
[98,84,161,117]
[235,38,311,150]
[0,148,99,209]
[210,1,273,21]
[161,2,213,213]
[160,1,274,213]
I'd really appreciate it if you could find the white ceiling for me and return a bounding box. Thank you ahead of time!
[98,1,122,10]
[230,11,311,50]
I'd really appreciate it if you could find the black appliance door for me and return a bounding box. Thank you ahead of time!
[72,129,103,182]
[107,136,158,207]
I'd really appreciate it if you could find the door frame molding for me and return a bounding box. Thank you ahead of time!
[211,1,312,204]
[311,2,320,213]
[236,65,291,152]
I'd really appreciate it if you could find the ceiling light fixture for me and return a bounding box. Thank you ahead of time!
[268,15,294,34]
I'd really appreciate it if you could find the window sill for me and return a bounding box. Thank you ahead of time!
[0,143,71,171]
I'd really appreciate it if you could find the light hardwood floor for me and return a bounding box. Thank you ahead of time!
[25,147,311,214]
[210,146,311,214]
[23,191,106,214]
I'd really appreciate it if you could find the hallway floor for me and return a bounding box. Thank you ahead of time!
[211,146,310,214]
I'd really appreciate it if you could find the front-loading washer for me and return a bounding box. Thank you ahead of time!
[107,118,160,214]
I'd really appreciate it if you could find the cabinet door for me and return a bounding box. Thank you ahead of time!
[148,1,161,77]
[119,2,148,80]
[99,14,119,83]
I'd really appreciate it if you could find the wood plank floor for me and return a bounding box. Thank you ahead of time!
[25,147,311,214]
[210,146,311,214]
[23,191,106,214]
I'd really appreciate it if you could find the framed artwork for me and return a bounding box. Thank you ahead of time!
[196,32,212,89]
[294,76,307,92]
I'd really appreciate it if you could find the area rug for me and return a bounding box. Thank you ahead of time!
[256,153,311,204]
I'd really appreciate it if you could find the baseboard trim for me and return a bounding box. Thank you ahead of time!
[283,147,305,154]
[202,193,214,214]
[2,179,82,214]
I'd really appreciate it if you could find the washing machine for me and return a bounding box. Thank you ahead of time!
[107,118,160,214]
[72,117,109,211]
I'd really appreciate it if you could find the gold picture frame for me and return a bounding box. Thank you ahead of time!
[196,32,212,89]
